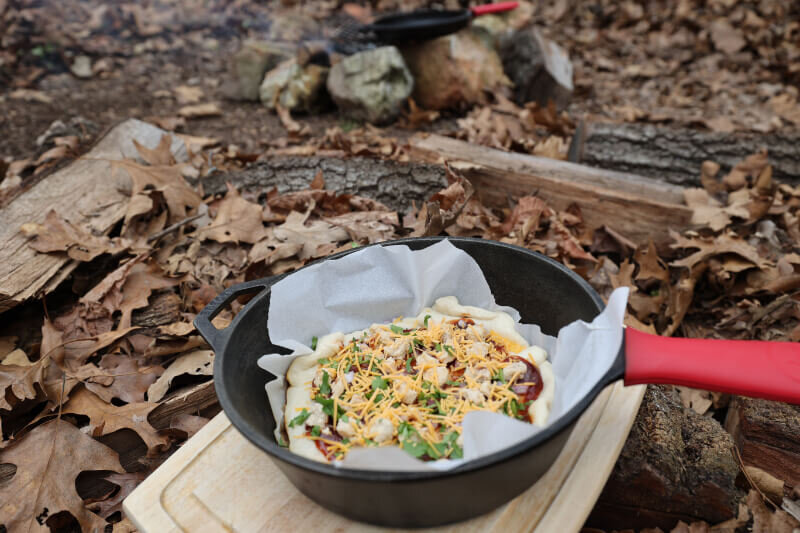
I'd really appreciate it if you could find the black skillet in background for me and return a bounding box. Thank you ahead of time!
[195,237,800,527]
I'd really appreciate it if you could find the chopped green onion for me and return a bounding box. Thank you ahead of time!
[423,314,431,327]
[288,408,310,428]
[390,324,404,334]
[311,336,318,350]
[371,376,388,390]
[319,371,331,395]
[405,357,414,374]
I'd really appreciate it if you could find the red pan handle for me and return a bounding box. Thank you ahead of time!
[470,2,519,16]
[624,328,800,404]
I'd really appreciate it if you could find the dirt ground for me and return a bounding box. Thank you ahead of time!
[2,0,798,162]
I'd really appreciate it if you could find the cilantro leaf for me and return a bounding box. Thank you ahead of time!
[319,371,331,396]
[450,444,463,459]
[288,408,310,428]
[435,343,442,351]
[390,324,404,334]
[311,336,318,350]
[371,376,388,390]
[311,425,321,437]
[413,338,424,348]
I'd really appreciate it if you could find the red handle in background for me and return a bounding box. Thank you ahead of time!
[470,2,519,16]
[624,328,800,404]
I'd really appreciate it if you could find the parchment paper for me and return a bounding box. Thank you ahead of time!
[258,240,627,471]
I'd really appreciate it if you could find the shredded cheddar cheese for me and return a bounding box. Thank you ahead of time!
[285,301,548,462]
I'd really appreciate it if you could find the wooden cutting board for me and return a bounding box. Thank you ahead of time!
[124,382,645,533]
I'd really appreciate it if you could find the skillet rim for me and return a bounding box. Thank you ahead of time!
[211,237,615,481]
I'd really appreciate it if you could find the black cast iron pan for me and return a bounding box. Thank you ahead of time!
[195,237,800,527]
[341,2,518,45]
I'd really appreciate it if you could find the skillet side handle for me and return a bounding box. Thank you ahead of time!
[624,328,800,404]
[470,2,518,16]
[194,277,281,352]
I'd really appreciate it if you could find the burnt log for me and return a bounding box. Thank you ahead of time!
[197,156,447,213]
[725,396,800,488]
[585,385,744,531]
[582,122,800,187]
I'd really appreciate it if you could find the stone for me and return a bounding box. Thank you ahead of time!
[470,15,511,51]
[326,46,413,125]
[70,55,93,79]
[401,30,510,111]
[222,40,292,101]
[499,25,573,108]
[259,58,329,112]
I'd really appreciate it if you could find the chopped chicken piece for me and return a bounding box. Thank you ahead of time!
[479,381,493,397]
[396,381,418,404]
[313,367,335,388]
[415,352,438,368]
[382,357,400,372]
[348,393,366,407]
[465,365,491,384]
[503,361,528,382]
[331,378,345,398]
[306,402,327,427]
[385,337,411,357]
[467,342,490,358]
[423,365,449,385]
[370,326,393,345]
[435,345,455,364]
[322,426,332,436]
[460,387,485,405]
[336,418,357,439]
[466,324,488,341]
[368,417,394,443]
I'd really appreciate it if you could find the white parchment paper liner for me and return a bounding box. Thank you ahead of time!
[258,240,628,471]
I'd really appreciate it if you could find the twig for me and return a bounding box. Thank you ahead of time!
[733,444,779,510]
[147,213,203,243]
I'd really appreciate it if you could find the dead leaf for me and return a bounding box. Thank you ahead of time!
[113,160,202,222]
[744,465,785,503]
[634,241,669,284]
[709,19,746,55]
[168,413,209,438]
[2,349,31,366]
[147,349,214,402]
[276,105,311,137]
[133,134,176,166]
[200,183,267,244]
[0,357,46,411]
[88,472,146,519]
[178,102,222,118]
[21,210,130,261]
[8,89,53,104]
[62,387,168,454]
[85,353,163,404]
[676,386,714,415]
[0,336,19,360]
[0,419,124,533]
[670,231,769,271]
[174,85,204,105]
[325,211,399,243]
[747,489,799,533]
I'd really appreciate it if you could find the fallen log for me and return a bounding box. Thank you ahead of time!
[409,134,693,245]
[197,156,447,213]
[582,122,800,186]
[586,385,744,531]
[725,396,800,488]
[0,119,184,313]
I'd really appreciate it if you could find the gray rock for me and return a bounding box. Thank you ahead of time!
[70,55,93,79]
[259,58,329,112]
[499,25,573,108]
[470,15,511,51]
[223,41,293,101]
[326,46,413,125]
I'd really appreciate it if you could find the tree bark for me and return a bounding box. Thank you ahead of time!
[197,156,447,213]
[586,385,744,531]
[725,396,800,487]
[582,122,800,187]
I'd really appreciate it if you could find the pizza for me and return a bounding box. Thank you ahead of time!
[283,296,555,463]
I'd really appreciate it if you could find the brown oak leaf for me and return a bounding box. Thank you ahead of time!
[20,210,130,262]
[0,419,124,533]
[85,353,163,404]
[200,183,267,244]
[112,159,201,222]
[62,387,168,454]
[147,349,213,402]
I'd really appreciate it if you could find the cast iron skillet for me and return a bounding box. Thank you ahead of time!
[195,237,800,527]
